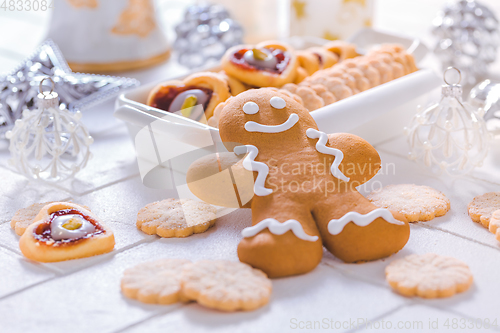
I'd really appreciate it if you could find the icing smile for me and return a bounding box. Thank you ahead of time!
[244,113,299,133]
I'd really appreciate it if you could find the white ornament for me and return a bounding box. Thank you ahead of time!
[407,67,490,176]
[5,78,93,182]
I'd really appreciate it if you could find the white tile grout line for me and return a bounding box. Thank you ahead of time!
[321,226,500,332]
[112,303,187,333]
[0,242,61,276]
[1,222,496,331]
[0,236,159,301]
[376,145,500,187]
[415,222,500,253]
[413,302,500,333]
[50,172,141,197]
[344,304,413,333]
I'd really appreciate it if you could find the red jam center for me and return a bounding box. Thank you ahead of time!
[312,52,323,66]
[231,48,289,73]
[34,209,104,244]
[150,86,213,112]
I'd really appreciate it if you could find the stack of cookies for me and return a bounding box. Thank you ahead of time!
[281,44,418,111]
[147,39,418,128]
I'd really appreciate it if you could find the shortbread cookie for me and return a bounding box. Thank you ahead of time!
[308,84,337,105]
[386,253,473,298]
[468,192,500,228]
[11,202,55,237]
[121,259,192,305]
[368,184,450,222]
[490,210,500,241]
[11,202,89,236]
[181,260,272,311]
[137,199,216,238]
[19,202,115,262]
[281,83,324,111]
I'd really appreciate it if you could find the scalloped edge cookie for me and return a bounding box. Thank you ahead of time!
[368,184,450,222]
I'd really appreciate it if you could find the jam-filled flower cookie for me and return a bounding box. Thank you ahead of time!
[19,202,115,262]
[368,184,450,222]
[218,71,248,96]
[147,72,231,121]
[322,40,359,62]
[386,253,473,298]
[221,40,299,87]
[196,88,409,278]
[137,199,217,238]
[296,46,338,75]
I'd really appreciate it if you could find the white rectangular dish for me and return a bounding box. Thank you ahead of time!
[114,29,442,188]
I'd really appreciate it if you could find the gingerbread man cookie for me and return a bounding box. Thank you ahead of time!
[19,202,115,262]
[207,88,409,278]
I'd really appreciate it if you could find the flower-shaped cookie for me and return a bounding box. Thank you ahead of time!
[136,199,217,238]
[490,210,500,241]
[468,192,500,228]
[368,184,450,222]
[121,259,191,304]
[386,253,473,298]
[181,260,272,311]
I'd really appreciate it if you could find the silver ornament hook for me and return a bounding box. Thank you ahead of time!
[39,77,55,98]
[443,67,462,85]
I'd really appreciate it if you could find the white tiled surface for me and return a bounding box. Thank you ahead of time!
[2,1,500,332]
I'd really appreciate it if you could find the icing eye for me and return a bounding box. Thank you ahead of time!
[270,96,286,109]
[243,101,259,114]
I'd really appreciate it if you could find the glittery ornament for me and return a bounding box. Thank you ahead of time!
[5,78,93,182]
[433,0,500,85]
[406,67,491,176]
[174,4,244,68]
[469,79,500,135]
[0,39,139,137]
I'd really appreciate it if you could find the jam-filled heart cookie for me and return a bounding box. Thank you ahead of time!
[194,88,409,278]
[19,202,115,262]
[11,202,90,236]
[147,72,231,121]
[221,41,299,87]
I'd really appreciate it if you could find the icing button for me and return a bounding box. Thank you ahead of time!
[270,96,286,109]
[243,101,259,114]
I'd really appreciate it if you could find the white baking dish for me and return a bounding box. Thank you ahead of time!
[114,29,442,192]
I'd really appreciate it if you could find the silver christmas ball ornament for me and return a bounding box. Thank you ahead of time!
[174,4,244,68]
[433,0,500,85]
